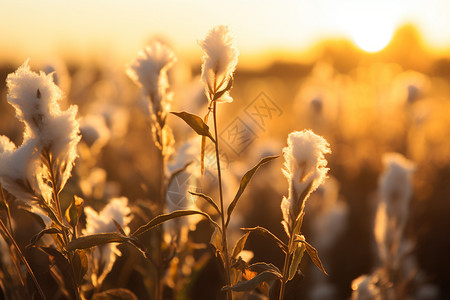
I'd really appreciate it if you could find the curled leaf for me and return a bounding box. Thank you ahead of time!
[28,227,62,248]
[241,226,287,253]
[226,155,279,227]
[189,191,220,215]
[171,111,215,143]
[231,232,250,259]
[303,240,328,275]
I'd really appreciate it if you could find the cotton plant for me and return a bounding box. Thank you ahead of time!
[0,61,85,299]
[171,25,281,300]
[82,197,132,289]
[351,153,430,299]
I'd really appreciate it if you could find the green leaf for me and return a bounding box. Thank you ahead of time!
[288,242,306,281]
[28,227,62,248]
[231,232,250,259]
[132,209,220,236]
[241,226,287,253]
[66,233,131,251]
[226,155,279,227]
[171,111,215,143]
[303,240,328,276]
[189,191,220,215]
[92,288,138,300]
[223,270,282,292]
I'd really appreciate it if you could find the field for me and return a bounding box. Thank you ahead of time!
[0,23,450,300]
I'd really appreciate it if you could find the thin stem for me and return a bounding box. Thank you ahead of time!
[155,145,166,300]
[212,100,232,300]
[0,218,47,300]
[279,238,292,300]
[44,151,81,300]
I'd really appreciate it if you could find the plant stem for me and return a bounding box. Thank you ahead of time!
[279,241,291,300]
[212,100,232,300]
[155,146,166,300]
[44,152,81,300]
[0,218,47,300]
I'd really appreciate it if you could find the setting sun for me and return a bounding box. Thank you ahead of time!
[350,24,394,52]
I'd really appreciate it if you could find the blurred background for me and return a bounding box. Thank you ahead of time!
[1,1,450,299]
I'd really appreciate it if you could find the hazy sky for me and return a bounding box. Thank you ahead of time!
[1,0,449,65]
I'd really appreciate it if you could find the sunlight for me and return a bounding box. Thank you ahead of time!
[351,24,394,52]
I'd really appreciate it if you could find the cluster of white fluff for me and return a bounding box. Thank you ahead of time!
[281,130,331,232]
[83,197,131,287]
[199,25,239,103]
[127,41,177,121]
[0,61,80,204]
[375,152,415,268]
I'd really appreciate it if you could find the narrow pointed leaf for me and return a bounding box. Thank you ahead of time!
[171,111,215,142]
[200,111,211,175]
[288,242,306,281]
[189,191,220,215]
[132,209,220,236]
[210,226,223,259]
[72,249,88,285]
[231,232,250,259]
[291,212,305,243]
[223,270,282,292]
[66,233,130,251]
[303,240,328,275]
[226,155,279,227]
[249,262,281,275]
[241,226,287,252]
[29,227,62,247]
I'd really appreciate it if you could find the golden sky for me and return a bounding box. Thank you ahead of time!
[1,0,449,65]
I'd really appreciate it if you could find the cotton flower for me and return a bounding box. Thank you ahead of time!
[199,25,239,102]
[83,197,132,287]
[127,41,177,120]
[6,61,80,192]
[281,130,331,233]
[375,153,415,269]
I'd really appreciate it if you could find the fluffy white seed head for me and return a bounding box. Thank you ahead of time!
[375,153,415,269]
[281,130,331,231]
[83,197,132,287]
[5,61,80,192]
[199,25,239,102]
[79,114,111,153]
[127,41,177,115]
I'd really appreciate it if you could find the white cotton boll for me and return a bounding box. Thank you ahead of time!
[0,138,40,201]
[199,25,238,102]
[379,153,415,212]
[83,197,131,287]
[127,41,177,114]
[6,61,62,138]
[281,130,331,229]
[79,114,111,153]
